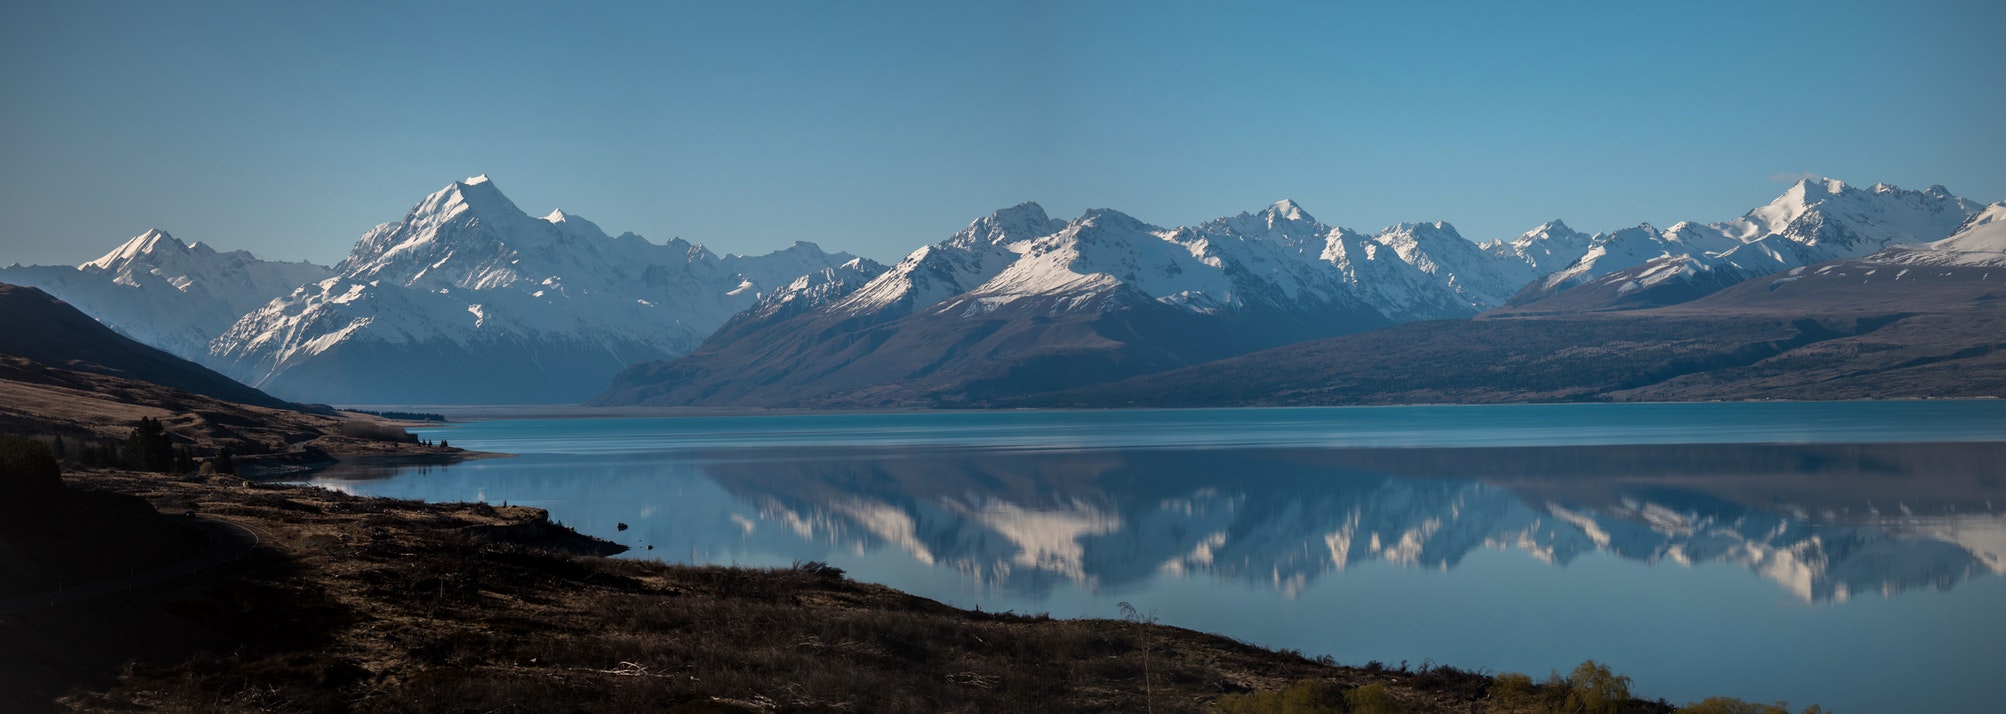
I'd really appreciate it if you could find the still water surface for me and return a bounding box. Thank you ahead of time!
[305,403,2006,712]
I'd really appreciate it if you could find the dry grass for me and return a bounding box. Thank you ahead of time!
[6,470,1681,713]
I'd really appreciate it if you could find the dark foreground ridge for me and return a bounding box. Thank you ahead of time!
[0,468,1834,713]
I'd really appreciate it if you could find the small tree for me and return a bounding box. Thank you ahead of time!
[0,434,63,505]
[96,441,119,468]
[123,417,175,472]
[1561,660,1632,714]
[213,445,237,475]
[1118,601,1157,713]
[50,434,67,462]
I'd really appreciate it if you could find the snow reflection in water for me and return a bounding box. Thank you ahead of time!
[303,408,2006,713]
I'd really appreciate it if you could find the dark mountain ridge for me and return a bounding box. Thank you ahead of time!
[0,283,309,412]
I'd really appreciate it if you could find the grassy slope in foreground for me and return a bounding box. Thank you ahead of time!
[3,467,1715,714]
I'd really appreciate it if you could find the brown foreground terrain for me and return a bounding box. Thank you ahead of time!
[0,467,1705,714]
[0,355,468,467]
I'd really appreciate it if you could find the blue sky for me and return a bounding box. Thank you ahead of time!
[3,0,2001,266]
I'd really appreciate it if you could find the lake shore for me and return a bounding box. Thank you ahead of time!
[4,467,1694,713]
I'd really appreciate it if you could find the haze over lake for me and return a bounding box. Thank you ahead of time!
[307,402,2006,713]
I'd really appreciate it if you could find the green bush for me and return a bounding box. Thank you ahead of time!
[1344,682,1402,714]
[1212,680,1407,714]
[1677,697,1825,714]
[1489,661,1640,714]
[1214,679,1345,713]
[1488,672,1541,714]
[1561,660,1632,714]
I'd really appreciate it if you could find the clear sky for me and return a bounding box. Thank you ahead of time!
[3,0,2001,267]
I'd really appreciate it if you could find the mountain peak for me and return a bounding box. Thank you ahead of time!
[1385,220,1461,237]
[1791,176,1849,198]
[410,175,525,225]
[959,201,1060,246]
[1267,199,1313,223]
[83,228,188,270]
[990,201,1050,226]
[1075,207,1146,229]
[1513,220,1581,245]
[541,207,613,243]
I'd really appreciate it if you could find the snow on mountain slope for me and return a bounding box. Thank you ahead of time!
[1931,201,2006,257]
[0,229,333,362]
[961,208,1236,310]
[831,201,1061,320]
[1857,201,2006,268]
[709,258,890,341]
[592,199,1559,407]
[1939,201,2006,252]
[211,176,857,404]
[1372,221,1536,309]
[1505,179,1984,309]
[1483,220,1597,274]
[837,198,1536,330]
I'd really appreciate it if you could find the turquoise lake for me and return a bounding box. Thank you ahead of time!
[303,402,2006,712]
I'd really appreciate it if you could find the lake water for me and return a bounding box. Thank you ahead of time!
[302,403,2006,712]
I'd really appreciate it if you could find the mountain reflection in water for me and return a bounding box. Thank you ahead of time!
[684,443,2004,603]
[302,413,2006,712]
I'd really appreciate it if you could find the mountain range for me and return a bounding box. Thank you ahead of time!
[5,176,1999,406]
[596,179,1996,407]
[0,230,334,362]
[1029,198,2006,408]
[6,177,859,404]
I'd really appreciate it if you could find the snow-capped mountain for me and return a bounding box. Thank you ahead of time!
[0,230,334,362]
[8,174,1986,407]
[1867,201,2006,268]
[593,198,1600,407]
[1482,220,1597,274]
[210,176,857,404]
[836,199,1564,326]
[1502,179,1983,312]
[708,257,889,342]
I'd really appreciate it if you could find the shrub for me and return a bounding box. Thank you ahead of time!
[1562,660,1631,714]
[790,560,845,579]
[1488,672,1540,714]
[214,445,238,475]
[1678,698,1824,714]
[1214,679,1345,713]
[124,417,175,472]
[1344,682,1403,714]
[0,433,63,504]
